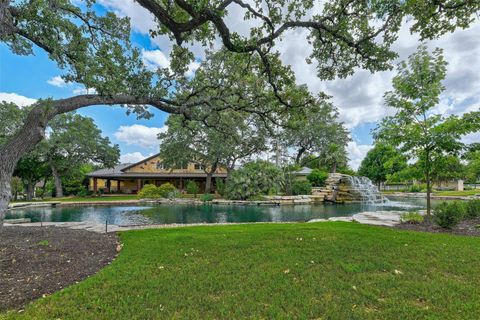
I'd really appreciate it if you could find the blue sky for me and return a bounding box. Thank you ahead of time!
[1,2,479,168]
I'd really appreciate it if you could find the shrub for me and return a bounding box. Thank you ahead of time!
[167,189,181,199]
[215,178,225,196]
[76,187,88,197]
[408,184,422,193]
[185,180,199,197]
[158,183,177,198]
[307,169,329,187]
[434,201,466,229]
[465,199,480,219]
[200,194,214,202]
[224,161,284,200]
[291,180,312,195]
[138,184,161,199]
[400,211,424,224]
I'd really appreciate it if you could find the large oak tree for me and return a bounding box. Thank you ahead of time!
[0,0,479,225]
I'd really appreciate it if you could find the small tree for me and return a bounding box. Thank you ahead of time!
[10,176,23,201]
[186,180,199,198]
[224,161,284,200]
[375,45,480,214]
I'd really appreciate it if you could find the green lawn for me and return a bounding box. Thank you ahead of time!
[12,193,219,203]
[11,195,139,203]
[4,222,480,319]
[433,190,480,197]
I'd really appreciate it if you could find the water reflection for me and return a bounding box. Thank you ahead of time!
[6,198,434,226]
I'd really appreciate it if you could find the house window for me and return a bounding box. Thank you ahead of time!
[194,164,204,170]
[156,161,164,170]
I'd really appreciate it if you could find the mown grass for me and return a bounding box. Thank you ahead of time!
[3,222,480,319]
[433,190,479,197]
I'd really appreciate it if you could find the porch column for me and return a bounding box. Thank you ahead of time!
[93,178,98,193]
[137,179,142,193]
[117,180,121,192]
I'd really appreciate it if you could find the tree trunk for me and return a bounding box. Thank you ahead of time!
[51,166,63,198]
[205,172,213,194]
[0,166,12,230]
[331,161,337,173]
[425,150,432,216]
[26,181,35,201]
[295,147,306,165]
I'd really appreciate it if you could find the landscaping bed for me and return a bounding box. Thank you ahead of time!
[0,226,118,312]
[395,215,480,237]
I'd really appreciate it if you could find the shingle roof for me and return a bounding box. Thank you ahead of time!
[86,164,228,179]
[86,164,132,177]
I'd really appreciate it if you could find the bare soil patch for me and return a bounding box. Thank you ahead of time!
[0,226,118,312]
[395,216,480,237]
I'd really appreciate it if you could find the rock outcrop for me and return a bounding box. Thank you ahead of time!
[312,173,384,203]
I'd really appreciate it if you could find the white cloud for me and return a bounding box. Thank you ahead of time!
[141,49,200,77]
[120,152,153,163]
[347,141,373,170]
[47,76,67,87]
[142,49,170,70]
[114,124,167,148]
[72,87,97,95]
[0,92,37,107]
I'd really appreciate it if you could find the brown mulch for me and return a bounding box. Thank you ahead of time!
[394,216,480,237]
[0,226,119,312]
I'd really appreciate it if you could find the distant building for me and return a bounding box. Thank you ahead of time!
[87,153,227,193]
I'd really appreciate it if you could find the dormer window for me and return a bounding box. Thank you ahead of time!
[156,161,164,170]
[194,164,204,170]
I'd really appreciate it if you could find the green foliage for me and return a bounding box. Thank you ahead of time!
[0,102,25,146]
[434,202,466,229]
[408,185,421,193]
[185,180,199,197]
[307,169,329,187]
[224,161,284,200]
[37,240,49,246]
[200,194,214,202]
[138,184,161,199]
[464,199,480,219]
[138,183,178,199]
[157,183,178,198]
[282,96,350,168]
[215,178,225,197]
[375,45,480,214]
[358,143,407,185]
[10,176,23,200]
[400,211,424,224]
[291,180,312,196]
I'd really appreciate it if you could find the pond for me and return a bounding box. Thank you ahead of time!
[6,197,438,226]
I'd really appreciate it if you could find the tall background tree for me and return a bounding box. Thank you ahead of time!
[1,0,479,224]
[358,143,408,188]
[44,113,119,197]
[281,94,350,169]
[375,45,480,214]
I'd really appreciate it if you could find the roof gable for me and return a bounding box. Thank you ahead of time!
[121,153,161,172]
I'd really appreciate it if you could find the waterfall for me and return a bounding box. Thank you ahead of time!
[346,176,387,204]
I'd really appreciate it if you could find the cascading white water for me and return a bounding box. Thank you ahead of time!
[347,176,387,204]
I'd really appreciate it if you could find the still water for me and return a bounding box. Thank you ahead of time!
[6,198,436,226]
